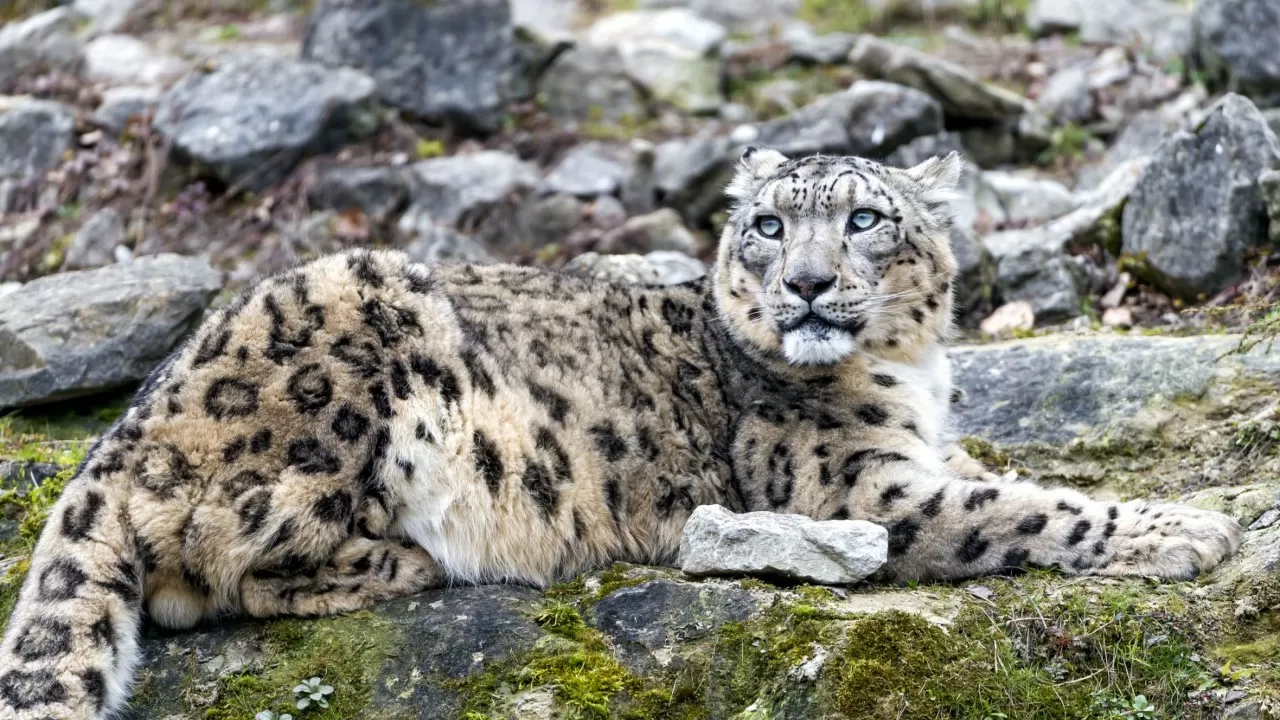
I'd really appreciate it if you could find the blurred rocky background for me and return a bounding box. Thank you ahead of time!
[3,0,1280,718]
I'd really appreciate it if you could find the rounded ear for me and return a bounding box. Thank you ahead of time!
[726,147,789,203]
[903,151,964,206]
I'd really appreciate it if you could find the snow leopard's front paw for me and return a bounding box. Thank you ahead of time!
[1096,502,1243,580]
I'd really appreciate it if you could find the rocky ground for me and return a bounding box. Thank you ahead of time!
[2,0,1280,717]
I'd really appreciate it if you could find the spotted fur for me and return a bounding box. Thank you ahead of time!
[0,150,1241,719]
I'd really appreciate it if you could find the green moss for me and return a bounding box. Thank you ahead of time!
[797,0,878,32]
[958,436,1014,472]
[186,611,397,720]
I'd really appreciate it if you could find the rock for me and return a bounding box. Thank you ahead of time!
[583,10,725,114]
[980,300,1035,337]
[517,193,584,248]
[1194,0,1280,107]
[679,504,888,585]
[130,585,545,720]
[0,460,62,493]
[155,54,379,191]
[1121,94,1280,300]
[537,45,646,125]
[306,165,412,223]
[1075,110,1178,190]
[981,171,1077,226]
[63,207,125,271]
[1079,0,1193,59]
[91,86,159,134]
[72,0,142,36]
[881,131,965,169]
[0,100,75,182]
[848,35,1030,121]
[1037,65,1093,124]
[652,82,942,225]
[585,9,726,56]
[1261,167,1280,243]
[0,254,222,408]
[596,208,697,255]
[405,150,538,226]
[949,333,1280,445]
[986,228,1090,322]
[82,34,188,87]
[0,8,84,93]
[782,23,856,65]
[1026,0,1084,34]
[590,194,628,230]
[510,0,577,41]
[402,223,494,265]
[639,0,802,34]
[755,80,945,158]
[541,143,630,198]
[302,0,515,133]
[590,578,757,673]
[1101,306,1134,328]
[561,251,706,286]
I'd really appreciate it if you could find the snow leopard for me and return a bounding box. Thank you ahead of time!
[0,148,1241,719]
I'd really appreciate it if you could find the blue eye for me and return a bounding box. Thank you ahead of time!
[850,209,880,232]
[756,216,784,239]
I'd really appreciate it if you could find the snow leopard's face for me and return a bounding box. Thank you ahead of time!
[714,148,961,366]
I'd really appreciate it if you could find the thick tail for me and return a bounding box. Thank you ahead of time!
[0,469,142,720]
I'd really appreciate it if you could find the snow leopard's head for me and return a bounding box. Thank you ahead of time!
[714,148,961,366]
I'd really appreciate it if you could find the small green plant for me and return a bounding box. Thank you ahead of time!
[1037,122,1094,165]
[415,138,445,159]
[1121,695,1156,719]
[255,712,292,720]
[292,677,334,710]
[216,24,240,41]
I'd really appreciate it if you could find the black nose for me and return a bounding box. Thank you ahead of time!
[784,273,836,303]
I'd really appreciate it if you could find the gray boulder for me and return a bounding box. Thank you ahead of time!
[82,34,188,88]
[653,82,942,224]
[1037,65,1093,124]
[0,100,75,182]
[0,8,84,93]
[637,0,802,34]
[561,251,706,286]
[155,54,379,191]
[781,23,855,65]
[402,223,494,265]
[537,45,647,126]
[949,333,1280,445]
[596,208,698,255]
[542,143,631,198]
[1121,94,1280,300]
[881,131,965,168]
[981,171,1077,226]
[302,0,516,133]
[584,9,726,114]
[679,504,888,585]
[1031,0,1191,57]
[516,193,584,249]
[0,255,223,408]
[404,150,539,226]
[91,86,160,134]
[306,165,413,223]
[848,35,1029,121]
[63,207,125,271]
[1194,0,1280,107]
[72,0,142,36]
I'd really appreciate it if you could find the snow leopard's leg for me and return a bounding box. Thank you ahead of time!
[734,423,1242,582]
[240,536,444,618]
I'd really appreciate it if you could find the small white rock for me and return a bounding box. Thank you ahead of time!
[1101,306,1134,328]
[980,300,1035,337]
[679,504,887,585]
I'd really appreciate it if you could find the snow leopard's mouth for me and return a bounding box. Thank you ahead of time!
[782,314,865,338]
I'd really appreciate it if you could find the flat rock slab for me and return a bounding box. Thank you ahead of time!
[679,504,888,585]
[949,334,1280,446]
[0,254,223,409]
